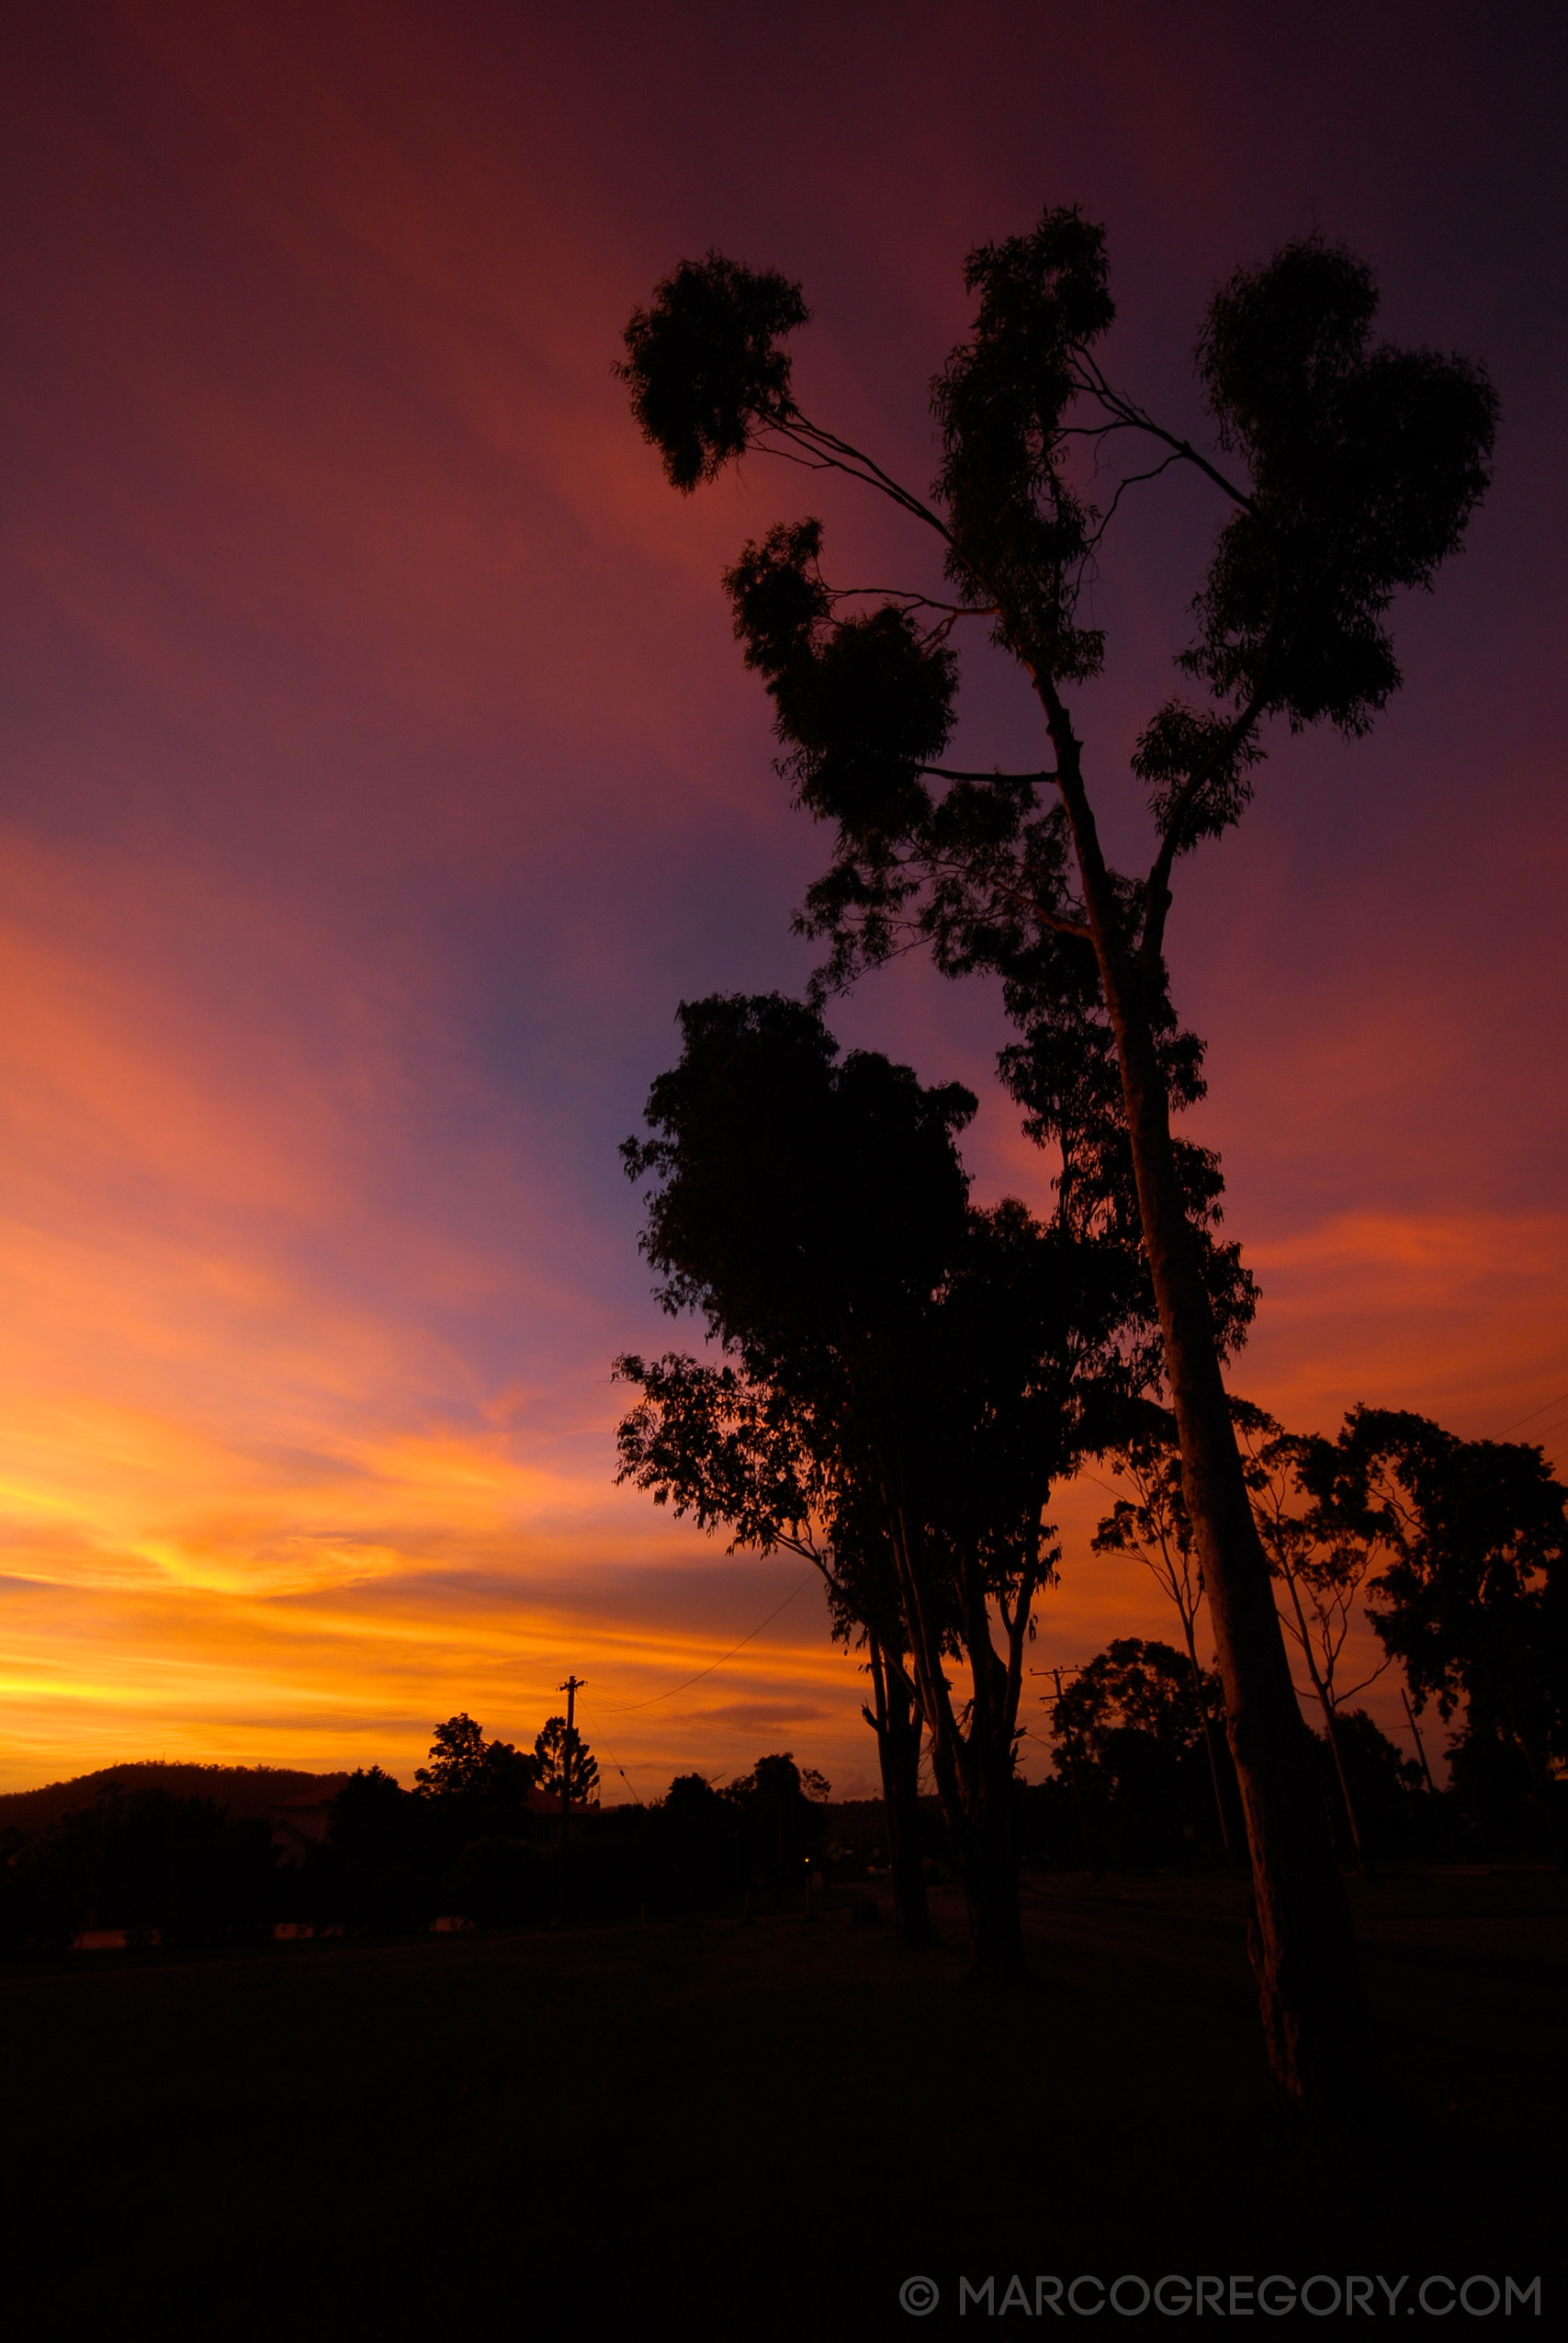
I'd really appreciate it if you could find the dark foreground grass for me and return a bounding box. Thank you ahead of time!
[0,1884,1561,2339]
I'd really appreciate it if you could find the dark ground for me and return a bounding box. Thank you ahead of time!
[1,1863,1561,2340]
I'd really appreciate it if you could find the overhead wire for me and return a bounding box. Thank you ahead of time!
[1498,1386,1568,1436]
[566,1572,827,1805]
[575,1693,645,1805]
[592,1572,818,1713]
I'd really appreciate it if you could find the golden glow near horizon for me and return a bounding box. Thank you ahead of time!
[1,862,1562,1796]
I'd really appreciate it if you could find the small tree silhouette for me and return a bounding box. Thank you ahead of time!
[534,1717,599,1807]
[414,1715,488,1799]
[1344,1409,1568,1873]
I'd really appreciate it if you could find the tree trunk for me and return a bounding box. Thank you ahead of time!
[1318,1693,1368,1867]
[908,1677,1027,1983]
[1180,1616,1235,1862]
[942,1703,1027,1983]
[884,1509,1028,1983]
[1043,698,1374,2111]
[867,1639,931,1946]
[961,1817,1026,1982]
[1514,1732,1568,1878]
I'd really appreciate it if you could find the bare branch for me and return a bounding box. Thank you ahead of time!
[830,588,998,618]
[1067,352,1258,516]
[761,412,956,543]
[1082,451,1184,552]
[919,765,1057,786]
[1337,1652,1395,1704]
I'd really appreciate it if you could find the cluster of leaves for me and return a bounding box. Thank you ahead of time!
[617,252,807,492]
[932,208,1113,676]
[1188,241,1497,735]
[727,518,957,846]
[1051,1636,1225,1781]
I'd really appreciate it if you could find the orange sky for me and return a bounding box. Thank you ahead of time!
[0,0,1563,1798]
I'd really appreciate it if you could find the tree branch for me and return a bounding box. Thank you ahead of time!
[1068,352,1258,515]
[918,765,1058,787]
[761,412,956,543]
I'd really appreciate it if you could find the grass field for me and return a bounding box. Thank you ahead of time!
[1,1867,1562,2338]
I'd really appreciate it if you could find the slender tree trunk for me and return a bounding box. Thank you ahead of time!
[867,1639,931,1946]
[1317,1693,1367,1866]
[1180,1615,1235,1862]
[1040,691,1373,2110]
[882,1504,1028,1982]
[959,1787,1026,1981]
[958,1692,1027,1982]
[953,1553,1030,1982]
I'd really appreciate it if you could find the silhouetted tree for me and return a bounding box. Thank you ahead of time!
[1341,1409,1568,1873]
[615,1349,931,1945]
[1443,1719,1540,1854]
[415,1715,488,1798]
[1100,1401,1395,1862]
[1315,1709,1427,1859]
[1049,1637,1231,1866]
[622,211,1495,2105]
[619,992,1160,1977]
[320,1765,435,1930]
[729,1752,829,1887]
[650,1771,737,1909]
[535,1716,600,1808]
[330,1765,415,1867]
[414,1715,539,1842]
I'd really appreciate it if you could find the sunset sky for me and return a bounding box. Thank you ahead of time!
[1,0,1563,1800]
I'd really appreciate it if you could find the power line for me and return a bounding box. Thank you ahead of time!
[593,1572,818,1713]
[1498,1386,1568,1435]
[576,1693,645,1805]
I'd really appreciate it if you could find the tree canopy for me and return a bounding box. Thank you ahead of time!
[617,989,1183,1974]
[1342,1409,1568,1868]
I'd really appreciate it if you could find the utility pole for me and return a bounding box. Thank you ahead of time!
[1401,1684,1438,1799]
[559,1674,585,1850]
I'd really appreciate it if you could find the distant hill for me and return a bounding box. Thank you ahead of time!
[0,1761,355,1835]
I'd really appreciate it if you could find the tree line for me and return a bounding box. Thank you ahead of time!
[610,196,1566,2110]
[7,1650,1547,1959]
[0,1723,841,1952]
